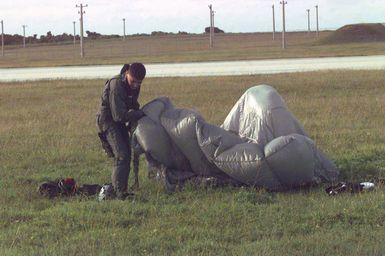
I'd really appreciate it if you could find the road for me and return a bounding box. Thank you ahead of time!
[1,55,385,82]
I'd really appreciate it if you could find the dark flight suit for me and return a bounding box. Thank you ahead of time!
[96,74,143,197]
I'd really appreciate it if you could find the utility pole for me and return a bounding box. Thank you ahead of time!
[1,20,4,56]
[212,9,215,46]
[306,9,310,35]
[272,5,275,41]
[280,1,287,49]
[73,21,76,45]
[22,25,27,48]
[76,3,88,58]
[122,18,126,40]
[208,4,213,48]
[315,5,319,37]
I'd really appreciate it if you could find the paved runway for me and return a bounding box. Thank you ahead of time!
[1,55,385,82]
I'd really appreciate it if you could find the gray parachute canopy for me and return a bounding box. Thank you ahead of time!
[133,85,339,190]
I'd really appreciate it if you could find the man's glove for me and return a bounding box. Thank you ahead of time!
[126,109,146,122]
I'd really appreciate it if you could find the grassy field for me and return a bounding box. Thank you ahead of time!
[0,71,384,255]
[2,32,385,68]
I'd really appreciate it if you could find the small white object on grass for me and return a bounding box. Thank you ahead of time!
[360,182,375,191]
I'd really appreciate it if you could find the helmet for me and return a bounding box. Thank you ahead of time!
[58,177,77,195]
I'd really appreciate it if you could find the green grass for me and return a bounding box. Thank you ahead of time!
[2,32,385,68]
[0,71,384,255]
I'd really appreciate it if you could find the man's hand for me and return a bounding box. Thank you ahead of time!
[126,109,146,122]
[134,109,146,120]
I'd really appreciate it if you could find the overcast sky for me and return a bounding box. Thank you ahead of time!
[1,0,385,36]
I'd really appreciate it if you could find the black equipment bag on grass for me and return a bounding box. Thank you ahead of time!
[38,177,101,198]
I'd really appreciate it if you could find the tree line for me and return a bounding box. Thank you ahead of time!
[2,28,225,45]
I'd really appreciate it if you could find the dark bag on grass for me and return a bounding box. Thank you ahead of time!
[77,184,102,196]
[38,178,101,198]
[38,177,77,198]
[38,181,61,198]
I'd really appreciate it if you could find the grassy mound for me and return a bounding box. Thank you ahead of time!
[321,23,385,44]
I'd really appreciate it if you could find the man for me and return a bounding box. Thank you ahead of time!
[96,63,146,199]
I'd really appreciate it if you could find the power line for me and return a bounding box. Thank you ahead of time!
[76,3,88,58]
[272,5,276,41]
[22,24,27,48]
[212,9,216,47]
[280,1,287,49]
[315,5,319,37]
[122,18,126,40]
[73,21,76,46]
[307,9,310,35]
[208,4,213,48]
[1,20,4,56]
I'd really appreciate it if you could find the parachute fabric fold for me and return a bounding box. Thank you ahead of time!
[133,85,339,190]
[222,85,308,146]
